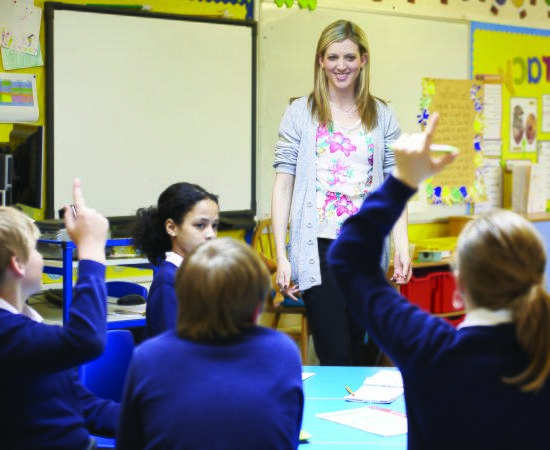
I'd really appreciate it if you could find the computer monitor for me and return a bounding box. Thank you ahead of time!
[8,124,44,209]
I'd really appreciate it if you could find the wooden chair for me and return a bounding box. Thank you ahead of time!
[251,218,309,362]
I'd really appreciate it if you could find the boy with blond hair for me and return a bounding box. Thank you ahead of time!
[0,180,119,450]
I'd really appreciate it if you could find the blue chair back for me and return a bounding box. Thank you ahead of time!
[106,280,147,300]
[81,329,135,402]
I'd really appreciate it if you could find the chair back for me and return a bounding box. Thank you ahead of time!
[81,329,135,402]
[106,280,147,300]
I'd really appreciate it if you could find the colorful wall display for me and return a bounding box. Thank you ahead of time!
[418,78,486,205]
[471,22,550,161]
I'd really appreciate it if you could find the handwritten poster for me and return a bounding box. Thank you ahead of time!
[418,78,485,205]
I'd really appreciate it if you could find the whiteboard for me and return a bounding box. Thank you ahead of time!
[45,4,255,218]
[257,5,470,221]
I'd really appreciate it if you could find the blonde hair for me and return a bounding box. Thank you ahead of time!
[176,238,271,341]
[0,207,40,284]
[309,19,383,130]
[456,209,550,392]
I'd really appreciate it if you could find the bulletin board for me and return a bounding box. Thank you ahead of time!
[45,2,256,218]
[258,5,471,221]
[471,21,550,161]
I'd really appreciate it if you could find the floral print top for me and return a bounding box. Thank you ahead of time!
[316,119,374,239]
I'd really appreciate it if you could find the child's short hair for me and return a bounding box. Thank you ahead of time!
[176,238,271,341]
[0,207,40,283]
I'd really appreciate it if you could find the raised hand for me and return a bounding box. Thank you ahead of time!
[63,179,109,263]
[392,113,458,189]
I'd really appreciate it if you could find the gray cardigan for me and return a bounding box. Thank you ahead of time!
[273,96,401,291]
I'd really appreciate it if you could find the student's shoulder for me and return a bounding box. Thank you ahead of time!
[133,330,179,358]
[152,261,178,283]
[253,326,302,354]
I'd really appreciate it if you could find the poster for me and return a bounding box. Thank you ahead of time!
[0,72,38,122]
[417,78,486,205]
[509,97,537,152]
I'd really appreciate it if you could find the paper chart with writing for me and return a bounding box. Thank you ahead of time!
[538,141,550,200]
[0,72,38,122]
[345,369,404,404]
[317,406,407,437]
[483,83,502,140]
[418,78,486,205]
[543,96,550,133]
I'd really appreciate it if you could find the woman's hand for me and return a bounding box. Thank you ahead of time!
[392,250,412,285]
[276,258,301,301]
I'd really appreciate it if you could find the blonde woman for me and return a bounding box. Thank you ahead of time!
[272,20,411,365]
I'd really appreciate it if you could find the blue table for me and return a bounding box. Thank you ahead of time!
[93,366,407,448]
[300,366,407,448]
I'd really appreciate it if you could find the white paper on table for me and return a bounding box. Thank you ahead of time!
[317,405,407,437]
[345,369,404,403]
[302,372,315,381]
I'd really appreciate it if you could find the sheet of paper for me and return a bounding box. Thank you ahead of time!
[473,158,502,214]
[0,72,38,123]
[483,83,502,140]
[543,95,550,133]
[302,372,316,381]
[317,406,407,437]
[1,43,43,70]
[538,141,550,199]
[345,369,404,403]
[482,139,501,157]
[0,1,41,56]
[107,297,145,321]
[527,163,547,214]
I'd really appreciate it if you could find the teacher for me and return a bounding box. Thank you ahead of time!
[271,19,411,366]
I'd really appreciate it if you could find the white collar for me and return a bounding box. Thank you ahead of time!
[457,307,512,329]
[0,298,43,323]
[165,251,183,267]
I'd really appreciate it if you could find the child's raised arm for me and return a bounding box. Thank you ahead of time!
[392,113,457,189]
[63,179,108,263]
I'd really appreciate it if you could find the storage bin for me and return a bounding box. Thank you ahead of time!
[400,274,434,312]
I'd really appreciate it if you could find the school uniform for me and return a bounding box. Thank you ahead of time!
[0,260,119,450]
[328,175,550,450]
[146,252,181,337]
[117,326,304,450]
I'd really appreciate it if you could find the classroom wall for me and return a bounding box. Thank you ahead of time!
[256,0,550,219]
[2,0,549,222]
[0,0,248,219]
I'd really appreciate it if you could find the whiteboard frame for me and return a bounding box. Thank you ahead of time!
[45,2,256,219]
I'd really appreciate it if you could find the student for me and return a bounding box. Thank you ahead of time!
[132,182,219,337]
[328,113,550,450]
[117,238,304,450]
[0,179,119,450]
[271,19,411,366]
